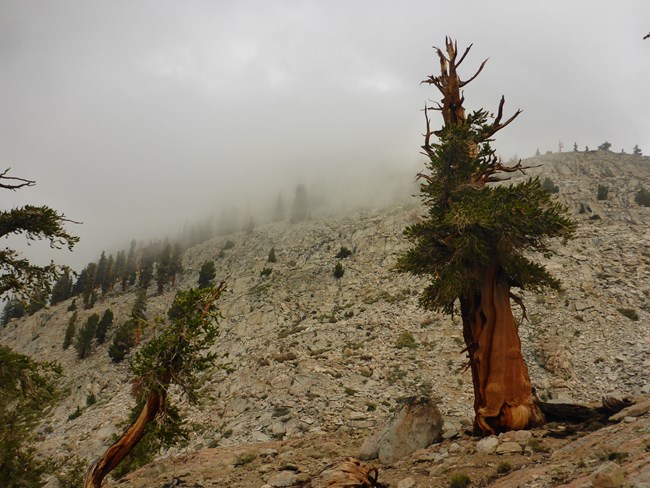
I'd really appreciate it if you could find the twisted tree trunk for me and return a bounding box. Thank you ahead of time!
[83,389,165,487]
[461,265,545,435]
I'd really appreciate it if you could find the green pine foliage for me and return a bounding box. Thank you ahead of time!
[75,313,99,359]
[63,311,78,350]
[138,256,154,289]
[95,251,108,293]
[81,262,97,309]
[95,309,114,344]
[169,243,183,286]
[267,247,277,263]
[635,187,650,207]
[156,242,172,294]
[0,170,75,485]
[335,246,352,259]
[50,271,73,306]
[541,177,559,194]
[112,286,223,478]
[333,262,345,279]
[108,290,147,363]
[108,324,135,363]
[598,141,612,151]
[123,239,137,290]
[397,111,576,313]
[2,298,25,326]
[0,345,61,487]
[0,201,78,299]
[597,184,609,200]
[198,261,216,289]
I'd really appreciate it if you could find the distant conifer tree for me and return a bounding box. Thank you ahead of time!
[108,290,147,362]
[114,250,126,286]
[96,309,114,344]
[198,261,216,289]
[2,298,26,325]
[50,271,73,305]
[267,247,277,263]
[82,262,98,308]
[290,184,309,223]
[63,311,78,350]
[138,256,153,290]
[123,240,137,290]
[95,251,108,291]
[169,244,183,287]
[75,313,99,359]
[156,243,172,294]
[397,39,575,435]
[272,192,286,222]
[598,141,612,151]
[101,254,115,295]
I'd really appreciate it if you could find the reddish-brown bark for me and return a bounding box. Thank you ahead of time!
[461,266,544,434]
[83,388,165,487]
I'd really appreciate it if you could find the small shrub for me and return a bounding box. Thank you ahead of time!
[617,307,639,321]
[86,393,97,406]
[541,177,559,194]
[635,187,650,207]
[260,267,272,278]
[589,214,601,220]
[496,462,512,474]
[55,456,86,488]
[344,387,357,396]
[233,452,256,467]
[449,473,471,488]
[222,240,235,250]
[333,262,344,279]
[67,406,83,421]
[597,184,609,200]
[578,203,587,214]
[597,450,628,462]
[527,438,548,453]
[395,331,417,349]
[335,246,352,259]
[267,247,277,263]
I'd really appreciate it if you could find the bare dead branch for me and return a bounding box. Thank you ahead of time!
[455,43,474,68]
[459,58,489,87]
[0,168,36,191]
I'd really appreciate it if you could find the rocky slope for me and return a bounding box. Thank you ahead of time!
[2,150,650,487]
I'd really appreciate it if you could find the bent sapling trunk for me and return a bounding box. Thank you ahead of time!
[84,389,165,488]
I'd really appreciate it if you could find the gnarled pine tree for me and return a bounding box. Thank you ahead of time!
[83,283,225,488]
[397,39,576,435]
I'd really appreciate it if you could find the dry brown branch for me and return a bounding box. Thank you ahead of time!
[460,58,489,88]
[0,168,35,191]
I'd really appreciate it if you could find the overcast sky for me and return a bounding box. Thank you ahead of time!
[1,1,649,269]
